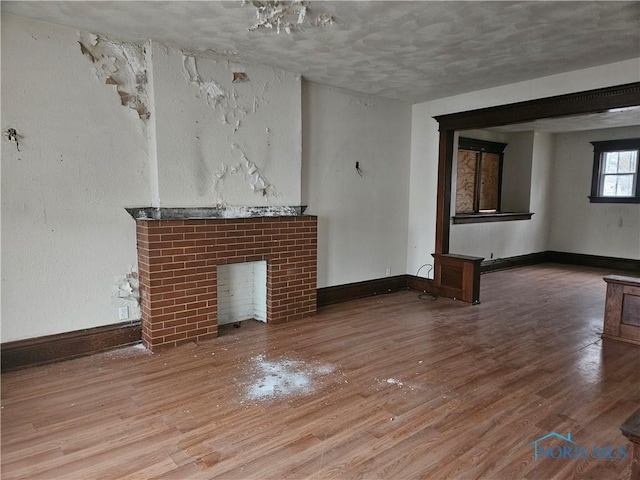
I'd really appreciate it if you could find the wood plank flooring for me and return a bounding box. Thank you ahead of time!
[2,263,639,479]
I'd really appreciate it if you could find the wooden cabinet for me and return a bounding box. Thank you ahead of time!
[602,275,640,345]
[432,253,483,304]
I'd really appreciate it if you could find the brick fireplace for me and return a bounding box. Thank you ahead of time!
[130,208,317,351]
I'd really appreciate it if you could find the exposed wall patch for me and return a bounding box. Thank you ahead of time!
[78,32,150,120]
[232,72,249,83]
[113,266,141,320]
[313,11,335,27]
[3,128,21,151]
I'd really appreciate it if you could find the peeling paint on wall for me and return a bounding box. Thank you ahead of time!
[154,42,300,207]
[183,55,225,105]
[211,143,276,204]
[78,32,150,120]
[182,51,269,128]
[213,163,229,204]
[181,54,266,127]
[178,50,283,203]
[232,143,272,196]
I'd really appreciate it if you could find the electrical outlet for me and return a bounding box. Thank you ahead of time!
[385,267,390,277]
[119,306,129,320]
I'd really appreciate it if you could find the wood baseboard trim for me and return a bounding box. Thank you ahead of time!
[1,321,142,372]
[317,275,408,307]
[547,251,640,273]
[481,251,640,274]
[405,275,439,295]
[481,252,550,272]
[318,274,440,307]
[7,274,420,369]
[601,333,640,346]
[7,252,636,371]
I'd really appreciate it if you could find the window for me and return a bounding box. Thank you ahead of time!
[455,137,507,214]
[590,138,640,203]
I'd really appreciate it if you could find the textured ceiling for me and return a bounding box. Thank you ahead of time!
[3,1,639,104]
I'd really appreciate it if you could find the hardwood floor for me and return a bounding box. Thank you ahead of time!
[2,263,639,479]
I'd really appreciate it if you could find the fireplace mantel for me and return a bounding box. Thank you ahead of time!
[126,206,307,221]
[131,211,318,351]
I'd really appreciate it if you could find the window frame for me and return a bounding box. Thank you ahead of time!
[455,137,507,214]
[589,138,640,204]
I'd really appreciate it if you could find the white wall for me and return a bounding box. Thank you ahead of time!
[408,58,640,274]
[151,44,302,207]
[1,15,150,342]
[549,126,640,259]
[302,82,412,287]
[1,15,303,343]
[530,131,555,251]
[501,132,534,213]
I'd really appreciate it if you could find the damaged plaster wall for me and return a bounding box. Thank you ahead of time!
[151,43,302,207]
[302,82,411,288]
[407,58,640,275]
[1,15,150,342]
[78,32,150,120]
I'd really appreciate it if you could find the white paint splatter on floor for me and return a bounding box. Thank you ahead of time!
[244,355,335,401]
[386,378,404,386]
[372,377,421,393]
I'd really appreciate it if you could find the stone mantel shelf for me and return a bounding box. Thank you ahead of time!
[126,206,308,221]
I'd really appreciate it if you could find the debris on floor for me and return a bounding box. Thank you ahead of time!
[243,354,335,401]
[386,378,404,387]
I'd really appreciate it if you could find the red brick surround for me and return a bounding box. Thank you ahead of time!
[135,216,317,351]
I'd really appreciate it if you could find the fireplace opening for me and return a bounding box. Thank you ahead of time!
[217,261,267,326]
